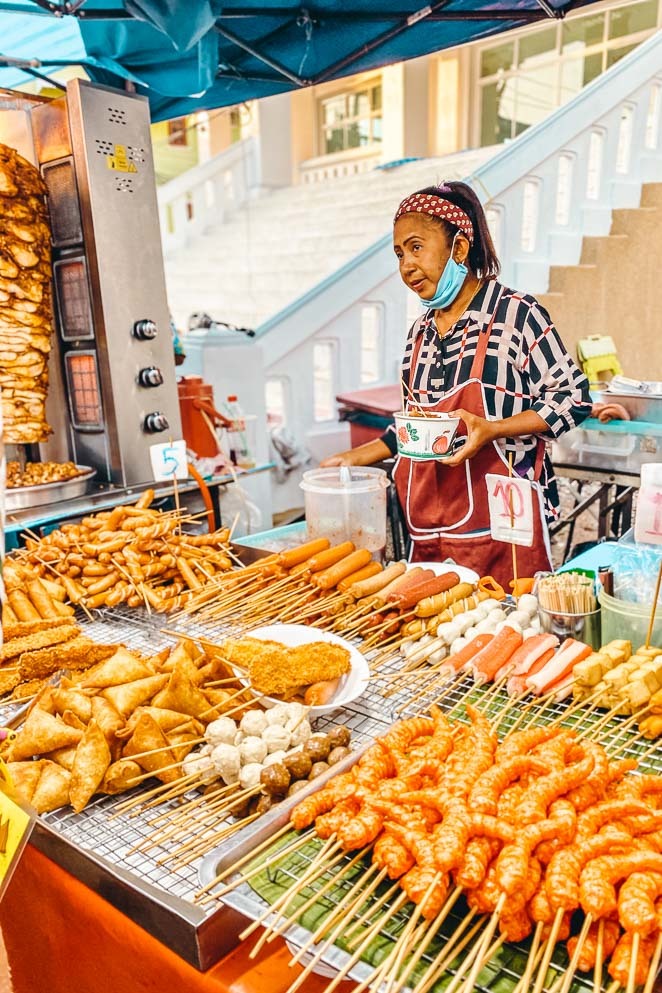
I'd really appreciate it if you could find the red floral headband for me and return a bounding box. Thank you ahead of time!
[394,192,474,244]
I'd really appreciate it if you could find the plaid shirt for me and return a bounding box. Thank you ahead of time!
[383,279,592,520]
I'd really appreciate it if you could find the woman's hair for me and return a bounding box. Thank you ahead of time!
[414,181,500,278]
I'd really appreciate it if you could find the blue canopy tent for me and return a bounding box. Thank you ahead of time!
[0,0,601,121]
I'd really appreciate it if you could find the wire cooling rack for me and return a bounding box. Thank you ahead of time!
[4,600,661,989]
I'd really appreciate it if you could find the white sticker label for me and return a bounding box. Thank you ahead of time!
[486,473,535,547]
[149,440,188,482]
[635,487,662,545]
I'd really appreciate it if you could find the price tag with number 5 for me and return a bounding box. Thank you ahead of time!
[486,473,535,547]
[149,440,188,482]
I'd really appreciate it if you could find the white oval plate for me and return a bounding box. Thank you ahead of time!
[415,562,479,585]
[239,623,370,717]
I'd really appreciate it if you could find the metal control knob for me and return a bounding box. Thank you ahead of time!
[143,411,169,433]
[138,366,164,388]
[133,319,158,340]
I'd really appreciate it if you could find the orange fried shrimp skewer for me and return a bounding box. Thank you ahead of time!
[566,917,620,973]
[618,872,662,936]
[580,851,662,918]
[608,930,658,988]
[546,828,633,913]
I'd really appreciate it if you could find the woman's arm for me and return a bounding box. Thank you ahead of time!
[319,438,393,468]
[445,298,591,466]
[442,409,548,466]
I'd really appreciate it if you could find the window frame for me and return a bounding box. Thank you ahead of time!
[318,79,383,157]
[312,339,338,424]
[472,0,660,147]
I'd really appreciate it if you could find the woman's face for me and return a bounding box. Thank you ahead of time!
[393,214,468,299]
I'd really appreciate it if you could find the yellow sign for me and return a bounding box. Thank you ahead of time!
[106,144,138,174]
[0,785,33,898]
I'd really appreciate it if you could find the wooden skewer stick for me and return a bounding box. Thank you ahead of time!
[531,907,565,993]
[249,843,350,958]
[121,736,206,763]
[379,874,443,993]
[286,862,389,986]
[642,928,662,993]
[136,785,248,853]
[607,705,654,756]
[109,771,199,817]
[410,912,482,993]
[646,558,662,649]
[168,812,264,868]
[240,837,342,945]
[266,845,370,944]
[147,779,239,827]
[457,892,506,993]
[308,864,387,941]
[344,879,402,944]
[307,892,410,993]
[594,918,606,993]
[195,825,306,901]
[512,921,544,993]
[554,912,593,993]
[388,886,465,993]
[626,931,641,993]
[293,863,383,950]
[438,927,501,993]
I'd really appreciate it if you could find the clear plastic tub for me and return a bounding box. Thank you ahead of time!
[300,467,389,558]
[599,588,662,648]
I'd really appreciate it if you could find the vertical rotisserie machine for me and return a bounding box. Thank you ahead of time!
[18,78,181,486]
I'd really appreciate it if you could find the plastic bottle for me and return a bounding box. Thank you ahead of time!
[224,395,253,468]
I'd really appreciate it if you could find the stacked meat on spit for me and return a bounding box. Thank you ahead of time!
[0,144,53,443]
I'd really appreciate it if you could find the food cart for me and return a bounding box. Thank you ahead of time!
[1,6,662,993]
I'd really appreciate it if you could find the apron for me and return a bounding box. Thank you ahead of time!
[393,296,553,586]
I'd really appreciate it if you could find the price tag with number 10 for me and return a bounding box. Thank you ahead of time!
[149,440,188,482]
[486,472,535,547]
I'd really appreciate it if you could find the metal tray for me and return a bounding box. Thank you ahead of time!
[5,465,96,511]
[198,669,662,992]
[9,608,387,970]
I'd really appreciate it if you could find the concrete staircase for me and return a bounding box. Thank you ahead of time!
[538,183,662,380]
[163,147,494,333]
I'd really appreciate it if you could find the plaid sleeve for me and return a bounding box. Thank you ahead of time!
[519,300,593,438]
[380,422,398,455]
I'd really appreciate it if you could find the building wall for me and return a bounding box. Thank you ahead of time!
[151,117,199,184]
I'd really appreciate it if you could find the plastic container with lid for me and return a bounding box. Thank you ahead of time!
[299,466,389,558]
[599,587,662,648]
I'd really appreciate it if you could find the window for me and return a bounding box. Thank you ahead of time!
[265,378,287,427]
[167,118,188,146]
[477,2,660,147]
[313,341,336,422]
[320,82,382,155]
[360,305,382,384]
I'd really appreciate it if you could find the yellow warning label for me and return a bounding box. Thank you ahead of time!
[106,144,138,173]
[0,789,32,894]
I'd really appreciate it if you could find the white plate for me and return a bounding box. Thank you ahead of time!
[238,623,370,717]
[418,562,479,585]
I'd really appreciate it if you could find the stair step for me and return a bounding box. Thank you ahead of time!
[640,183,662,207]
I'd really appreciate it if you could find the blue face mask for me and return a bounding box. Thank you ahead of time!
[419,233,467,309]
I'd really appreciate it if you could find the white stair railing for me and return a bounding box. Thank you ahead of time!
[157,137,260,255]
[465,30,662,291]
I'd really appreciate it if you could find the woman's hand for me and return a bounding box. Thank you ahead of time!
[443,408,500,466]
[319,438,392,469]
[319,453,354,467]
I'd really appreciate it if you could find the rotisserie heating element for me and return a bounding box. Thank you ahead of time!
[19,79,183,485]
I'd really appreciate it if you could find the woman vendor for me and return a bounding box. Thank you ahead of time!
[321,181,592,583]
